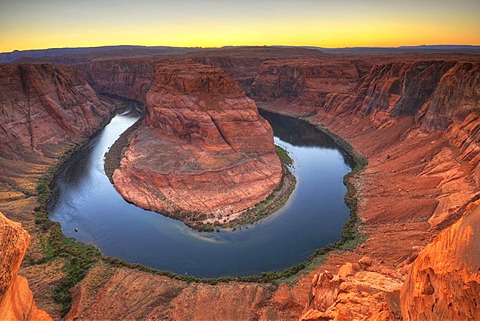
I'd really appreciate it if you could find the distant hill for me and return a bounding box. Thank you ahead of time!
[1,44,479,64]
[304,45,480,55]
[0,45,190,64]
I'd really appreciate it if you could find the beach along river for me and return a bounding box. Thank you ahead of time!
[49,106,352,278]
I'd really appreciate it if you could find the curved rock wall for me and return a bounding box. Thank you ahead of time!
[251,58,479,131]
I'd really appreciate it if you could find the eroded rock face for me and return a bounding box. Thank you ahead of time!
[400,200,480,321]
[0,64,114,159]
[113,62,282,227]
[299,257,403,321]
[77,59,154,102]
[251,58,373,116]
[0,212,51,320]
[0,63,115,223]
[251,57,480,131]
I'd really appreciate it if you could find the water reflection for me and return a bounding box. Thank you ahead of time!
[49,106,352,277]
[260,109,355,167]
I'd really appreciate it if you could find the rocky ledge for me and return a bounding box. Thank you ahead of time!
[111,61,285,229]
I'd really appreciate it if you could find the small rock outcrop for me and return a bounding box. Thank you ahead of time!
[0,212,51,320]
[112,61,282,227]
[299,257,403,321]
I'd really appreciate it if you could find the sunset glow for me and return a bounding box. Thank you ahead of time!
[1,0,479,52]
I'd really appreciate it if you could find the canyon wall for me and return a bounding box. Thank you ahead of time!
[0,63,114,160]
[0,63,115,223]
[400,199,480,320]
[248,55,480,320]
[250,57,479,130]
[0,63,118,318]
[112,61,282,228]
[76,59,154,102]
[0,212,51,320]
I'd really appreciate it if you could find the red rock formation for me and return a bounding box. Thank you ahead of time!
[112,61,282,226]
[400,200,480,321]
[0,63,117,317]
[0,212,51,320]
[251,57,479,131]
[191,56,264,93]
[0,63,115,223]
[76,58,154,102]
[0,64,113,159]
[251,56,480,321]
[299,257,403,321]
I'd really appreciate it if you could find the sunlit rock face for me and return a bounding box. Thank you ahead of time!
[0,212,52,320]
[112,61,282,227]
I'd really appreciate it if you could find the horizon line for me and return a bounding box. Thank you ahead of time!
[2,43,480,55]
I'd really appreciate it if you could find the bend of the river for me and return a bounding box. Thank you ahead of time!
[49,106,352,278]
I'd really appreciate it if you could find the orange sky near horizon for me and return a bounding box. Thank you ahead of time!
[1,0,479,52]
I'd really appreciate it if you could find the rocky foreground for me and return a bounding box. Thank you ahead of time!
[0,48,478,320]
[111,61,283,228]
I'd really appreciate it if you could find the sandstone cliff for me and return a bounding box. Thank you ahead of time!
[0,212,51,320]
[250,56,480,321]
[0,63,115,222]
[112,61,282,227]
[400,200,480,321]
[0,64,113,159]
[250,57,479,131]
[76,58,154,102]
[0,63,117,318]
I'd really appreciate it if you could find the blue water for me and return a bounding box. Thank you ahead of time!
[49,107,352,277]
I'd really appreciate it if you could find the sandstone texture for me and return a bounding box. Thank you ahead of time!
[0,63,114,222]
[0,212,51,320]
[400,199,480,321]
[0,64,113,160]
[77,58,154,102]
[112,61,282,227]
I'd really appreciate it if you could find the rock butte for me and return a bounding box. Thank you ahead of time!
[0,47,478,320]
[111,61,282,227]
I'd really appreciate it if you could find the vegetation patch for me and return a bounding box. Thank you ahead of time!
[275,145,293,166]
[31,106,367,316]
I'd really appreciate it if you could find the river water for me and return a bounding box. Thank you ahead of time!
[49,107,352,278]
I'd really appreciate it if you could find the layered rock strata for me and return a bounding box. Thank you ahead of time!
[76,58,154,102]
[0,63,116,318]
[112,62,282,227]
[0,63,114,222]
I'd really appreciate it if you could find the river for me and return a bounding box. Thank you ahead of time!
[49,106,352,278]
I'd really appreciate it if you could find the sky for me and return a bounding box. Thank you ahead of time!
[0,0,479,52]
